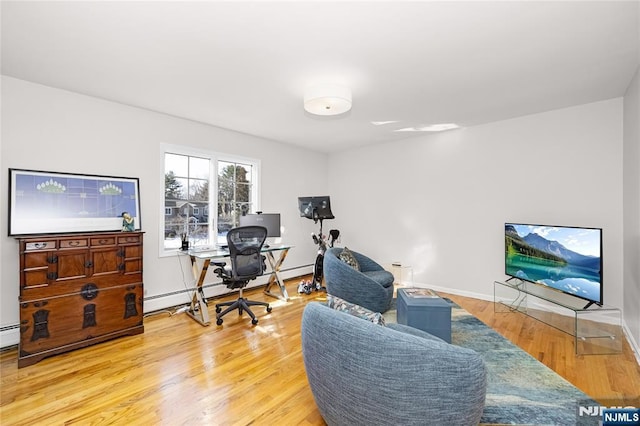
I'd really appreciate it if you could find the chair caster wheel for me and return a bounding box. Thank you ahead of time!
[252,318,259,325]
[215,307,221,313]
[266,306,272,313]
[216,318,223,325]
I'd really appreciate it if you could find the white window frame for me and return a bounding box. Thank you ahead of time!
[159,144,261,257]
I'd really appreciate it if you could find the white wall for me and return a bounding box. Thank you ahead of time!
[328,99,624,309]
[0,76,327,345]
[623,65,640,350]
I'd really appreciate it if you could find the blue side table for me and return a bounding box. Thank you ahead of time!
[397,288,452,343]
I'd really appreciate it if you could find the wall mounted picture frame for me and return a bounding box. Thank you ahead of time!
[8,168,141,236]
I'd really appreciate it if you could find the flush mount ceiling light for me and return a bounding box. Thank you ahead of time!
[304,85,352,116]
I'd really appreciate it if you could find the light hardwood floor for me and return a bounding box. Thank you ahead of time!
[1,277,639,425]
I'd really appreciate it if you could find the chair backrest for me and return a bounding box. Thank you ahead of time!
[226,226,268,281]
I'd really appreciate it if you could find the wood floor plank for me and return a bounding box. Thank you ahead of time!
[1,278,638,425]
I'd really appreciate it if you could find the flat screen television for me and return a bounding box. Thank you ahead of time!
[505,223,603,307]
[239,213,281,238]
[297,196,334,221]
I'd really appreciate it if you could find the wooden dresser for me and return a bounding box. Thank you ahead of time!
[17,231,144,367]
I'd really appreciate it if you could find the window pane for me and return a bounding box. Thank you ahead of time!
[165,153,188,177]
[165,177,187,200]
[236,182,251,203]
[239,165,252,183]
[189,157,209,179]
[218,161,234,174]
[189,179,209,201]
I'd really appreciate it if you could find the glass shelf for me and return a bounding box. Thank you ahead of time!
[494,279,622,355]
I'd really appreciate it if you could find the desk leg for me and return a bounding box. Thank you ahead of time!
[185,256,211,326]
[263,248,290,301]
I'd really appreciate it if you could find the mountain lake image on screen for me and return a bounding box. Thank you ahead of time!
[505,223,603,305]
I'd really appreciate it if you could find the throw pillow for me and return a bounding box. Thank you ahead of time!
[326,294,386,326]
[338,247,360,271]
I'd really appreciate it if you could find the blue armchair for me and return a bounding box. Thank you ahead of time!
[324,247,394,313]
[301,303,487,426]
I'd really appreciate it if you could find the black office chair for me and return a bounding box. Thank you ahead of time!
[212,226,272,325]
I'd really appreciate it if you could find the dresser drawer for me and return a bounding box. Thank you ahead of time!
[91,236,117,246]
[19,283,144,357]
[59,238,89,249]
[24,241,57,251]
[20,273,143,301]
[118,235,141,245]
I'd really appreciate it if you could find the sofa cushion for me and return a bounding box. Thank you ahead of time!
[362,270,395,288]
[338,247,360,271]
[326,294,386,325]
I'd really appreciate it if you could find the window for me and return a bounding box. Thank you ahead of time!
[161,145,259,254]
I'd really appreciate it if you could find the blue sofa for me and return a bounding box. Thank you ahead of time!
[323,247,394,313]
[301,302,488,426]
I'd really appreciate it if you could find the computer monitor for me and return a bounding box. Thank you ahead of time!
[298,196,334,221]
[239,213,281,238]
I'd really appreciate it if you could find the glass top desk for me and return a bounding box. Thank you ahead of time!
[182,244,292,326]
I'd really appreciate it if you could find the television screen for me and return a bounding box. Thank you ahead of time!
[505,223,603,305]
[239,213,281,238]
[297,196,334,220]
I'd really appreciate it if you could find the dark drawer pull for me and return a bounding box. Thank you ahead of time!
[34,243,48,249]
[47,255,58,264]
[68,241,81,247]
[47,272,58,280]
[81,283,99,300]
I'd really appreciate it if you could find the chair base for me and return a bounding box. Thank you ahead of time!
[215,297,272,326]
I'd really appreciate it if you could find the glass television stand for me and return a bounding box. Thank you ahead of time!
[494,279,622,355]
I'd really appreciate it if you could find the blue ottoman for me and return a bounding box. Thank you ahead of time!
[397,288,452,343]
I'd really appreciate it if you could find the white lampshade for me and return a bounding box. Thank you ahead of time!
[304,85,352,116]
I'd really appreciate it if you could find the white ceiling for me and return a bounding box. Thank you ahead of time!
[2,1,639,153]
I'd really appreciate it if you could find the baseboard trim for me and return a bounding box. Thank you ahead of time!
[622,323,640,365]
[0,326,19,349]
